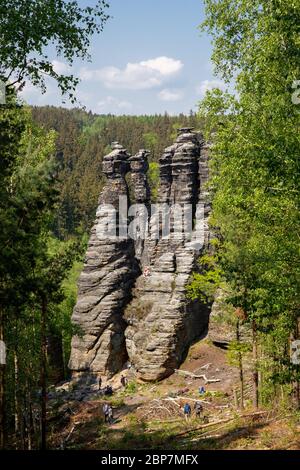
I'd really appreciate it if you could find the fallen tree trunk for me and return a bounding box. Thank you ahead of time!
[60,425,76,450]
[174,396,212,405]
[172,417,235,438]
[164,397,181,407]
[171,410,269,439]
[174,369,221,383]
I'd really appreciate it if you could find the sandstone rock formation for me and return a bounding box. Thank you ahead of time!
[128,149,151,263]
[69,143,139,377]
[69,130,211,381]
[125,129,210,381]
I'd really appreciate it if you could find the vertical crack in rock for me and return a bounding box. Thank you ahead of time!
[128,150,151,264]
[198,138,211,248]
[125,128,211,381]
[69,143,140,378]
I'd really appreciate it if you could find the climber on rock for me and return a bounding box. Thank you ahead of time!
[143,266,151,277]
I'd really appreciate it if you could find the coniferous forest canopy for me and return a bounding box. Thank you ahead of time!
[0,0,299,453]
[31,106,201,237]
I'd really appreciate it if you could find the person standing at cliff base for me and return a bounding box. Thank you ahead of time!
[102,403,109,423]
[120,375,128,388]
[194,401,203,418]
[183,403,191,421]
[108,406,114,424]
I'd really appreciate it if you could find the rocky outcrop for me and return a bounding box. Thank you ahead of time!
[69,130,211,381]
[129,149,151,204]
[198,139,211,248]
[124,129,210,381]
[68,143,139,377]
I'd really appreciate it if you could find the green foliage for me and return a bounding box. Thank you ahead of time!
[0,98,59,308]
[47,235,86,369]
[143,132,159,159]
[227,340,251,368]
[187,253,223,303]
[0,101,77,448]
[31,108,201,238]
[108,397,125,407]
[0,97,89,449]
[199,0,300,398]
[125,381,138,394]
[148,162,160,202]
[0,1,110,101]
[0,0,111,449]
[0,90,28,177]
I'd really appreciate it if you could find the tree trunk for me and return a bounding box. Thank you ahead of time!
[0,308,6,449]
[252,320,259,409]
[236,320,244,409]
[292,317,300,409]
[46,330,65,385]
[27,386,33,450]
[14,347,20,448]
[40,297,47,450]
[233,388,239,409]
[239,357,244,409]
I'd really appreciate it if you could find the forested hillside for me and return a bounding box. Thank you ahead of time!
[31,106,201,238]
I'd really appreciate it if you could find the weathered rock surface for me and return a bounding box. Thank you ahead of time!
[124,129,210,381]
[68,143,139,377]
[69,130,211,381]
[128,149,151,263]
[129,149,151,204]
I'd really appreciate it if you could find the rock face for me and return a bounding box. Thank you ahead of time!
[128,149,151,263]
[69,143,140,377]
[125,129,210,381]
[69,130,211,381]
[129,149,151,204]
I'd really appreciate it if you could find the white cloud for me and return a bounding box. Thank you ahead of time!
[140,57,183,76]
[52,60,71,75]
[79,56,183,90]
[196,79,226,96]
[158,88,184,102]
[97,96,133,113]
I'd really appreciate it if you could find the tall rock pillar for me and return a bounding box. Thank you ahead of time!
[128,150,151,264]
[69,143,139,377]
[125,129,210,381]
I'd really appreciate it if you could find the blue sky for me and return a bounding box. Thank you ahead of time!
[21,0,225,115]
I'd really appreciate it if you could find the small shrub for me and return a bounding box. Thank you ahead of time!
[110,397,125,407]
[126,381,137,394]
[125,300,153,320]
[127,414,138,425]
[204,390,226,399]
